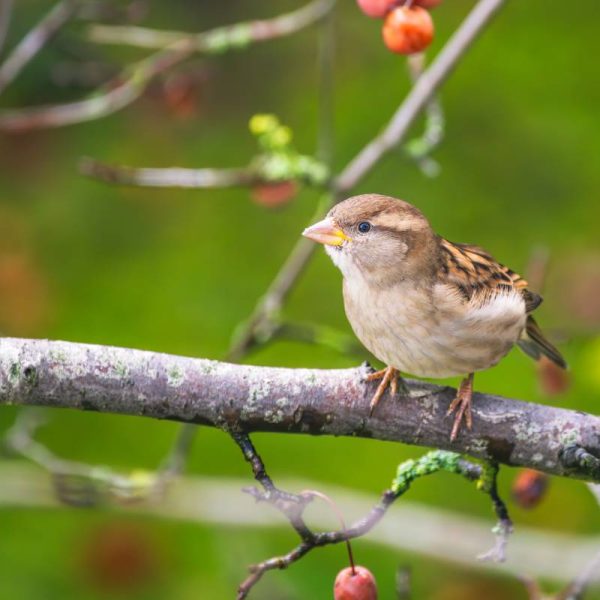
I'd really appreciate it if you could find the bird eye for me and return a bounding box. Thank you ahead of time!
[358,221,371,234]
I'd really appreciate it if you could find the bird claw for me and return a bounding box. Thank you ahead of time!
[447,373,474,441]
[366,366,404,415]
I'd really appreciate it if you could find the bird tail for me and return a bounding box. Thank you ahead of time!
[517,316,567,369]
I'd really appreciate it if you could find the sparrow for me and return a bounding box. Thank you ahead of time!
[302,194,567,441]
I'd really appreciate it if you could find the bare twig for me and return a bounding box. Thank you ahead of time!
[561,549,600,600]
[0,0,81,96]
[86,0,335,52]
[0,41,194,131]
[3,407,192,505]
[80,158,258,189]
[0,0,334,132]
[227,194,331,360]
[476,462,513,563]
[334,0,505,192]
[2,337,600,482]
[237,451,505,599]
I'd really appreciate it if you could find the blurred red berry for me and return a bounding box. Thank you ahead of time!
[80,522,162,592]
[415,0,443,8]
[251,180,298,208]
[512,469,549,509]
[334,566,378,600]
[163,73,200,119]
[356,0,396,18]
[537,355,570,396]
[382,6,434,55]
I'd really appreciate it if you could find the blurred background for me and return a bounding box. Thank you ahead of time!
[0,0,599,598]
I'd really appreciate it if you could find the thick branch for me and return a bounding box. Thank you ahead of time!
[1,338,599,481]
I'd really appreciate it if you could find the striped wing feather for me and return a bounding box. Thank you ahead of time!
[439,239,566,369]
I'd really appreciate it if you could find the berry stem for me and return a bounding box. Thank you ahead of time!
[301,489,356,574]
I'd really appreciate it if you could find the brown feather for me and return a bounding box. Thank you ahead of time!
[439,238,542,311]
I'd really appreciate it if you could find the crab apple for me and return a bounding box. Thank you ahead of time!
[415,0,443,8]
[382,6,434,55]
[356,0,396,19]
[512,469,549,509]
[334,566,378,600]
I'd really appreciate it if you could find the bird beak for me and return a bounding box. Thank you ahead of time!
[302,218,351,246]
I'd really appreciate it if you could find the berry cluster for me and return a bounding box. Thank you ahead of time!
[356,0,442,54]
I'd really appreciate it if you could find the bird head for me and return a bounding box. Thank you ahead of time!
[302,194,437,286]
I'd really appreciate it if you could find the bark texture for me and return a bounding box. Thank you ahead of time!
[1,337,598,481]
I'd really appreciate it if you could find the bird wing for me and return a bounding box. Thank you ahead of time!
[439,238,539,308]
[439,238,566,369]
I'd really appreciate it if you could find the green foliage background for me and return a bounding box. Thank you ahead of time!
[0,1,599,598]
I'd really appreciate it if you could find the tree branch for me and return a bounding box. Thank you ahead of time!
[79,158,259,189]
[1,337,599,482]
[0,0,81,96]
[0,0,334,132]
[334,0,505,192]
[86,0,336,52]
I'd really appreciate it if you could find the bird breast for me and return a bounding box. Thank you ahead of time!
[342,277,527,378]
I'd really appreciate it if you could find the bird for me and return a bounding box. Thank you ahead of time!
[302,194,566,441]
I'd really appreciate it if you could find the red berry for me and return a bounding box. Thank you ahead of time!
[415,0,443,8]
[512,469,549,509]
[382,6,434,55]
[334,566,378,600]
[251,180,298,208]
[356,0,396,19]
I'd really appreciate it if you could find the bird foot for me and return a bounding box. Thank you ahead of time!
[446,373,474,441]
[365,366,405,415]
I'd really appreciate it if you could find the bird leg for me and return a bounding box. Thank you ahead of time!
[446,372,474,441]
[365,366,404,415]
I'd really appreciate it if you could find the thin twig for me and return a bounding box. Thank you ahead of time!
[0,41,194,131]
[0,0,334,132]
[0,0,81,96]
[477,462,513,563]
[334,0,505,192]
[227,193,332,361]
[3,407,193,506]
[237,451,509,599]
[86,0,335,52]
[80,158,258,189]
[561,549,600,600]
